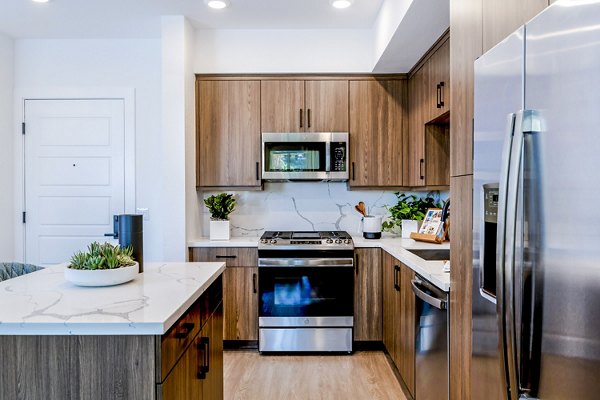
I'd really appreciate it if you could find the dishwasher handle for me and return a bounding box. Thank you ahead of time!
[411,277,448,310]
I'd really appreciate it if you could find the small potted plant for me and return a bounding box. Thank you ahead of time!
[64,242,138,286]
[204,193,236,240]
[382,192,443,238]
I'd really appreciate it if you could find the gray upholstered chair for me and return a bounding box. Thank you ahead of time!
[0,262,43,282]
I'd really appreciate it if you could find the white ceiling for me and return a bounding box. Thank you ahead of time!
[0,0,386,39]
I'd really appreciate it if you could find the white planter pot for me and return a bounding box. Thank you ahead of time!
[210,220,230,241]
[64,262,139,287]
[401,219,421,238]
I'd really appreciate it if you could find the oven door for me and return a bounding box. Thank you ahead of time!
[258,258,354,327]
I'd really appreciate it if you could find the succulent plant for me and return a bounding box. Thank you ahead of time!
[68,242,136,270]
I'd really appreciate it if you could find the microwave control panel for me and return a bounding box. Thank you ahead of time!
[331,143,347,172]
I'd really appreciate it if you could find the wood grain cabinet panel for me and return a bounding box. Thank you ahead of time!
[223,266,258,341]
[429,38,450,120]
[407,65,428,187]
[196,80,261,189]
[353,248,383,341]
[398,263,416,396]
[261,80,305,132]
[382,252,397,360]
[349,79,406,188]
[305,80,349,132]
[189,247,258,341]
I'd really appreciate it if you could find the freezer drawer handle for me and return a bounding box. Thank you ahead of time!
[411,278,447,310]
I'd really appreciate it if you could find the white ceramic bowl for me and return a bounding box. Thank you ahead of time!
[64,262,139,287]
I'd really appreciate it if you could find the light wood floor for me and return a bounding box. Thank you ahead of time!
[224,351,408,400]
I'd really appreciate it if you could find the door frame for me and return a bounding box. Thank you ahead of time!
[13,88,136,262]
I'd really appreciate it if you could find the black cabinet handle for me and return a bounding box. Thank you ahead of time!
[215,255,237,259]
[253,273,257,294]
[196,336,209,379]
[394,265,400,291]
[355,254,359,276]
[307,109,311,128]
[439,82,445,108]
[300,109,303,128]
[436,84,441,108]
[420,159,425,180]
[256,161,260,181]
[352,162,355,181]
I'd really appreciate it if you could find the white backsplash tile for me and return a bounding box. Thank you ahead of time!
[198,182,448,237]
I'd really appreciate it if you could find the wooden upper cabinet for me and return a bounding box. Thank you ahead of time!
[407,65,428,187]
[305,80,349,132]
[429,38,450,120]
[482,0,547,53]
[261,80,304,132]
[261,79,349,132]
[349,79,406,188]
[196,80,261,189]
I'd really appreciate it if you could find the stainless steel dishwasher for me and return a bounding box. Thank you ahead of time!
[412,274,449,400]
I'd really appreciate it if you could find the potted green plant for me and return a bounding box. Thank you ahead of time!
[64,242,138,286]
[204,193,236,240]
[382,192,443,238]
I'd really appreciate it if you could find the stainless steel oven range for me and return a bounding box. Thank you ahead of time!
[258,231,354,353]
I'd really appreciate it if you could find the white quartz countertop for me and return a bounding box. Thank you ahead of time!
[0,262,225,336]
[188,235,450,292]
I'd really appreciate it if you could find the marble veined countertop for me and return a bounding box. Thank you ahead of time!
[188,235,450,291]
[0,262,225,335]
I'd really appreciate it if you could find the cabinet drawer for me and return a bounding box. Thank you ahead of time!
[160,302,201,381]
[189,247,257,267]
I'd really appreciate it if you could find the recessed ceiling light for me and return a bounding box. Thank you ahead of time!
[205,0,230,9]
[330,0,354,9]
[32,0,50,3]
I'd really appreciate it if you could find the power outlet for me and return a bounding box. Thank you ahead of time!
[136,207,150,221]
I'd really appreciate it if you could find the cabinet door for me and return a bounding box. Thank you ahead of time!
[407,66,428,187]
[223,267,258,340]
[430,38,450,119]
[382,252,397,360]
[201,302,224,400]
[397,263,416,397]
[353,248,383,341]
[261,80,305,132]
[197,80,261,188]
[305,80,349,132]
[349,80,406,188]
[158,336,201,400]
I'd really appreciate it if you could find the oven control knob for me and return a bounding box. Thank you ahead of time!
[304,318,310,325]
[326,239,333,244]
[261,239,268,244]
[270,239,277,244]
[344,239,351,244]
[335,239,342,244]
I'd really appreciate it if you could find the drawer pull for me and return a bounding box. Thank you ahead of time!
[174,322,195,339]
[215,255,237,259]
[197,336,210,379]
[253,273,257,294]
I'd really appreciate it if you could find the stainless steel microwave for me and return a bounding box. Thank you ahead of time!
[261,132,349,181]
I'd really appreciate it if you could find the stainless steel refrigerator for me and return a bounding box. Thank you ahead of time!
[473,1,600,399]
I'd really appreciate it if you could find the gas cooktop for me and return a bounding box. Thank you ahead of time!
[258,231,354,250]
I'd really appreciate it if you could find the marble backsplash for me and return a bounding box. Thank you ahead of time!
[198,182,448,237]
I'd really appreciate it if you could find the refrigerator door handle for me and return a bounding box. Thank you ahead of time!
[497,110,523,400]
[517,110,544,398]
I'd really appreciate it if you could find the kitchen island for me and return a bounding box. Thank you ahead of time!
[0,262,225,400]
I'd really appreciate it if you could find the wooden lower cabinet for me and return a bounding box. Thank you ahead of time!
[383,251,416,397]
[353,248,383,341]
[189,247,258,342]
[159,284,224,400]
[223,266,258,340]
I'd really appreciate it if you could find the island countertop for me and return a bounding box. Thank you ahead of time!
[0,262,225,336]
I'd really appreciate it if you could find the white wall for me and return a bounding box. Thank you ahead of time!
[14,38,164,261]
[0,33,14,261]
[194,29,373,73]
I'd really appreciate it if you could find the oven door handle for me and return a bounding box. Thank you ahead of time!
[258,258,354,267]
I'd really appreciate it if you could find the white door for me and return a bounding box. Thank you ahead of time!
[24,99,126,266]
